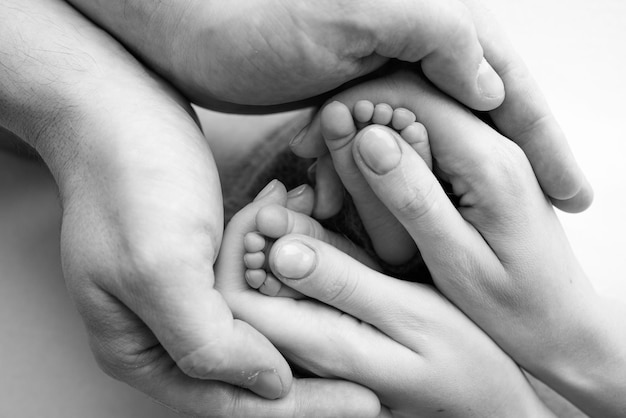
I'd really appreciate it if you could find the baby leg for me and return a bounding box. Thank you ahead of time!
[320,99,431,266]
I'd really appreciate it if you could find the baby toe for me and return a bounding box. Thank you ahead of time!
[372,103,393,125]
[244,232,267,253]
[353,100,375,124]
[401,122,432,169]
[391,108,417,131]
[258,273,283,297]
[245,269,267,289]
[244,251,266,270]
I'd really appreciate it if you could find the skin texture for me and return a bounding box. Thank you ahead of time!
[67,0,591,210]
[67,0,502,110]
[216,183,554,418]
[0,1,380,416]
[0,0,596,414]
[317,71,626,417]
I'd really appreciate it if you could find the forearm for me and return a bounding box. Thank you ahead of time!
[515,285,626,418]
[553,297,626,418]
[1,2,198,182]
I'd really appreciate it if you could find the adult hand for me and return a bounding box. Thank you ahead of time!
[342,72,626,417]
[67,0,504,112]
[215,183,553,417]
[68,0,592,210]
[288,0,591,213]
[0,1,376,416]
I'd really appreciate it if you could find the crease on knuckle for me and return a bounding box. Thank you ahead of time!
[323,265,359,306]
[445,3,476,53]
[176,339,229,379]
[393,180,439,223]
[91,337,167,384]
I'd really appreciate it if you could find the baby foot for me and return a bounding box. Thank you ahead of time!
[241,184,316,298]
[353,100,432,168]
[244,194,378,297]
[320,99,431,266]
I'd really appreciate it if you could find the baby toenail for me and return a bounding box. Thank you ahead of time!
[273,241,316,280]
[357,127,401,174]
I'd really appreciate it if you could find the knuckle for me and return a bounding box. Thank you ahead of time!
[469,141,528,191]
[322,265,360,306]
[176,340,229,379]
[450,3,476,40]
[392,179,441,223]
[121,239,213,295]
[437,2,477,54]
[90,338,164,384]
[493,142,529,187]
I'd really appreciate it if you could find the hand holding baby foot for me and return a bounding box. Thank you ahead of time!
[66,0,506,112]
[316,99,431,266]
[217,181,385,417]
[294,59,592,213]
[218,196,554,416]
[345,75,626,417]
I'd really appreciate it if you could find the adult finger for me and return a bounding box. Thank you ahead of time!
[65,233,293,400]
[85,298,379,418]
[320,101,418,264]
[364,0,504,110]
[312,154,345,219]
[266,233,460,348]
[460,0,593,211]
[347,125,503,288]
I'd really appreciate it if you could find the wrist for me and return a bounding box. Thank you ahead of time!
[534,294,626,417]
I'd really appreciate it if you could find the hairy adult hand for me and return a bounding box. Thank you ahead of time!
[0,1,377,415]
[68,0,592,211]
[215,182,552,417]
[67,0,505,112]
[288,0,592,213]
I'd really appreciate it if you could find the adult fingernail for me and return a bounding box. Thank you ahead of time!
[254,179,278,201]
[287,184,308,199]
[477,58,505,100]
[290,122,311,146]
[357,127,401,174]
[307,161,318,184]
[247,369,284,400]
[273,241,316,279]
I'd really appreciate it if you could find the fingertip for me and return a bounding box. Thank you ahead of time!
[353,126,402,175]
[290,115,327,158]
[254,179,287,202]
[270,238,317,281]
[551,177,594,213]
[246,369,288,400]
[286,184,315,215]
[476,58,505,108]
[422,56,504,112]
[312,156,344,219]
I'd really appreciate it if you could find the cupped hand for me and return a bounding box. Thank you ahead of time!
[343,74,624,417]
[290,1,592,213]
[67,0,504,112]
[67,0,592,210]
[215,183,552,418]
[0,1,379,415]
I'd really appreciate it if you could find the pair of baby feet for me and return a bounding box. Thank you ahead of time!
[242,99,430,296]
